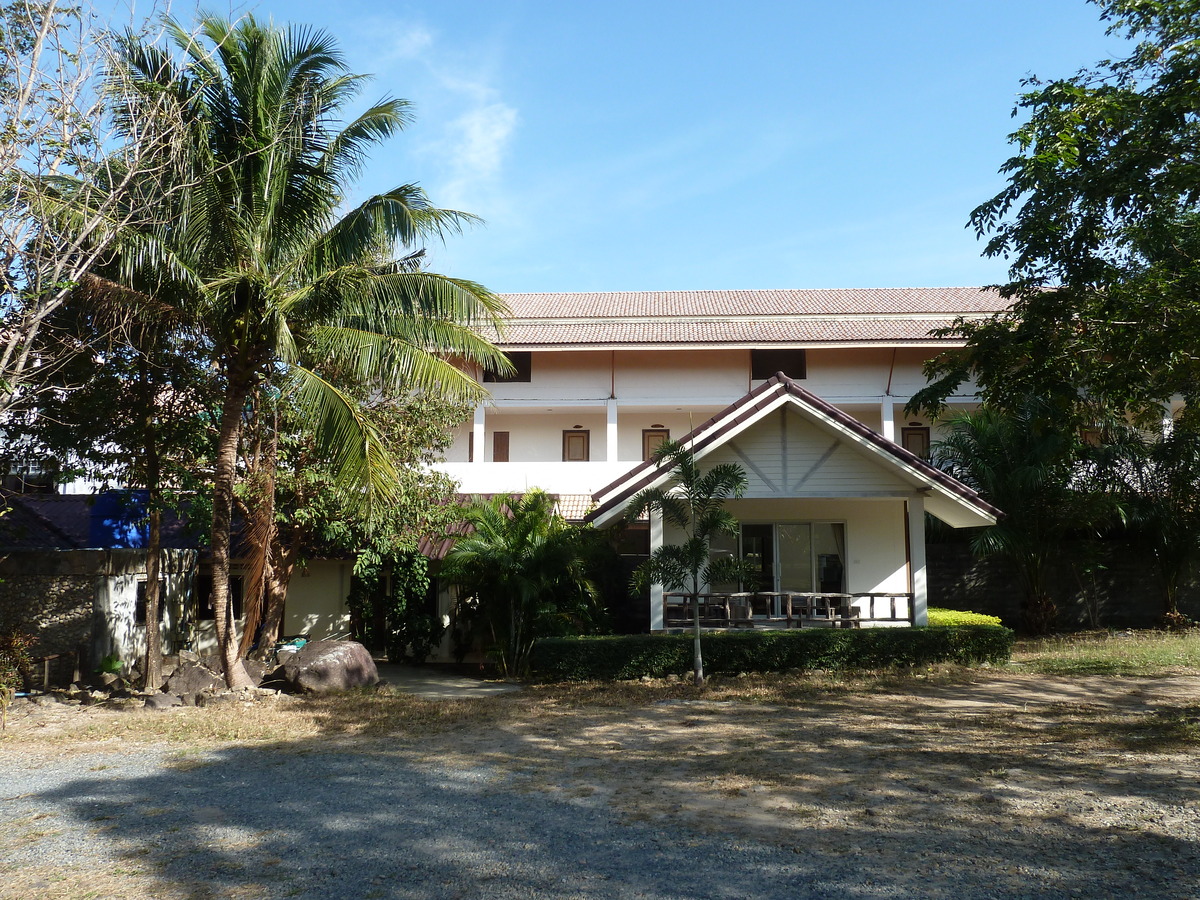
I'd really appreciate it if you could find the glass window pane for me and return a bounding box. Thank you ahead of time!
[813,523,846,592]
[777,523,813,592]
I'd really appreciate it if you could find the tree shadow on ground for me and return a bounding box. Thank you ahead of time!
[8,681,1200,899]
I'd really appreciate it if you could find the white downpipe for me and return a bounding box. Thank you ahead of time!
[649,508,664,631]
[606,398,619,463]
[907,495,928,625]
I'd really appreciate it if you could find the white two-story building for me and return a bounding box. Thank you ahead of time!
[433,288,1006,632]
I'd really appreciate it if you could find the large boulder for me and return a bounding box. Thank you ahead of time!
[279,640,378,693]
[164,661,224,696]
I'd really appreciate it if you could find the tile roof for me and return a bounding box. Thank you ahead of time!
[490,288,1008,348]
[584,373,1003,528]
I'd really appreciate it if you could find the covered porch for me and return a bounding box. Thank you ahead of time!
[585,374,1001,632]
[662,590,912,629]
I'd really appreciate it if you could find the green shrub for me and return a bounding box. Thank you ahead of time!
[1,630,35,693]
[530,625,1014,682]
[928,608,1003,627]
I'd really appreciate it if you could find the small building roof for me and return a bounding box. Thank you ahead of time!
[491,287,1007,350]
[0,491,196,552]
[585,373,1002,529]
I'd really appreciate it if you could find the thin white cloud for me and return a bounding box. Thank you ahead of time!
[346,16,518,215]
[381,25,434,63]
[436,102,518,209]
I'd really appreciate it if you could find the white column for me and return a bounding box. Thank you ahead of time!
[472,405,486,463]
[881,396,895,442]
[606,398,619,463]
[649,509,664,631]
[907,496,928,626]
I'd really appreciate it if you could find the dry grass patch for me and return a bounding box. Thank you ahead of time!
[0,687,527,754]
[1012,629,1200,675]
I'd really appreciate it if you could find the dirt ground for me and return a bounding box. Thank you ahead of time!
[3,672,1199,899]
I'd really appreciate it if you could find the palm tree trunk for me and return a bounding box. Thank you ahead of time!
[691,590,704,686]
[252,538,295,659]
[143,504,163,690]
[141,366,164,691]
[212,379,253,689]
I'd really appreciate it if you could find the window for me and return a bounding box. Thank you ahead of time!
[751,348,806,380]
[492,431,510,462]
[483,351,532,383]
[135,579,167,626]
[562,430,590,462]
[642,428,670,460]
[901,426,931,459]
[468,431,474,462]
[195,574,243,620]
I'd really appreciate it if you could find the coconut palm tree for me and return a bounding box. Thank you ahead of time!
[627,439,751,686]
[99,15,509,686]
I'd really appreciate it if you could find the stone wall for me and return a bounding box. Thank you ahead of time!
[928,540,1200,630]
[0,549,197,684]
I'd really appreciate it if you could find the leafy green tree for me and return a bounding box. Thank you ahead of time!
[97,15,508,687]
[441,491,604,677]
[238,384,471,659]
[627,439,751,686]
[911,1,1200,430]
[26,301,215,688]
[931,403,1115,633]
[1096,424,1200,621]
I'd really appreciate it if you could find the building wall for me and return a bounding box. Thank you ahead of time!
[446,346,974,495]
[283,560,352,640]
[0,549,196,683]
[190,559,352,654]
[680,497,910,596]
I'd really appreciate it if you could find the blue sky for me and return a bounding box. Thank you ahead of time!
[132,1,1130,292]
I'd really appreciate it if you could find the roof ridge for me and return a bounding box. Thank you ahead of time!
[501,286,997,296]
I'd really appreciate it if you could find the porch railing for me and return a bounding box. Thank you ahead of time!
[662,591,914,629]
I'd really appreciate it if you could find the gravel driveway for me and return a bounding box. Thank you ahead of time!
[3,742,874,900]
[2,674,1199,900]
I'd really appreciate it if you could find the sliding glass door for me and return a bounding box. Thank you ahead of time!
[706,521,846,605]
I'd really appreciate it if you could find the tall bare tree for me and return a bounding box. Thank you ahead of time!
[0,2,190,423]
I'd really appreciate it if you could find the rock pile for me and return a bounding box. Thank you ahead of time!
[24,640,377,711]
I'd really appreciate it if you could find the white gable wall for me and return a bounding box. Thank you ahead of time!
[703,407,918,499]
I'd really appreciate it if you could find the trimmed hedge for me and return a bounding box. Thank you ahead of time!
[530,626,1014,682]
[927,608,1003,627]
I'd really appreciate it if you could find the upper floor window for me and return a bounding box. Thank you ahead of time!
[483,351,532,383]
[492,431,510,462]
[901,426,931,459]
[563,430,590,462]
[751,348,806,380]
[642,428,670,461]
